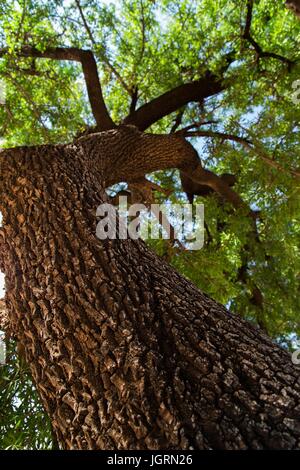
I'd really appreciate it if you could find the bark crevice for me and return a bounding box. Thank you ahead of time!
[0,131,299,450]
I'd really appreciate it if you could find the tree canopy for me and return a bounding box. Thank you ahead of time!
[0,0,299,449]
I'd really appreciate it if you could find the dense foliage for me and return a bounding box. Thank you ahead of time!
[0,0,299,449]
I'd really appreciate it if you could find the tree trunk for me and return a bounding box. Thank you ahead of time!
[0,132,299,450]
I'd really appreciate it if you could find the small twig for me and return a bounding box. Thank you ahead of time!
[0,45,115,130]
[181,129,300,179]
[15,0,27,44]
[176,120,218,134]
[170,109,185,133]
[5,73,49,137]
[75,0,131,95]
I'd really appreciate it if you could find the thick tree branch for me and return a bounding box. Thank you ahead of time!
[178,129,250,144]
[123,72,224,130]
[0,46,115,131]
[243,0,295,69]
[169,108,185,133]
[77,126,256,218]
[286,0,300,17]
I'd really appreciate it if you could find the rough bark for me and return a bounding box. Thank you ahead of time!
[0,128,300,450]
